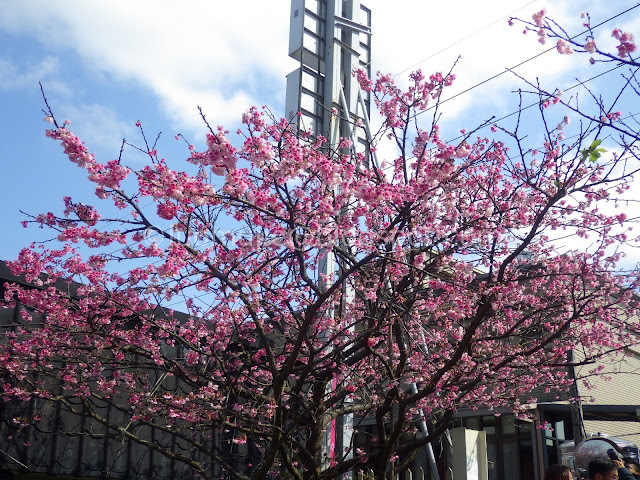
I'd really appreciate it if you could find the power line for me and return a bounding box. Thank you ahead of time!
[444,63,627,145]
[409,3,640,120]
[394,0,540,77]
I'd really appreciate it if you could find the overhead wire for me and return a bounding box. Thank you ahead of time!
[444,63,628,145]
[393,0,541,77]
[407,3,640,120]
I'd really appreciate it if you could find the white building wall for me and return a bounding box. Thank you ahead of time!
[574,345,640,445]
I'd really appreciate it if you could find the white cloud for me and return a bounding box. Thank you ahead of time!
[0,0,636,137]
[0,1,296,132]
[153,81,255,135]
[54,103,137,160]
[0,56,63,90]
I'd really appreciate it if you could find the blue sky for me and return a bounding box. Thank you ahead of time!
[1,0,639,264]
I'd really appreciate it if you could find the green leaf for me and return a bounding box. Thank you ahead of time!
[580,139,606,163]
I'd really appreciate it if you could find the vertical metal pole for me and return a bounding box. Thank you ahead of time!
[324,0,340,145]
[287,2,371,477]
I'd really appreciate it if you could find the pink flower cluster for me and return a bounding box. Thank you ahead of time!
[362,69,456,129]
[556,39,573,55]
[45,127,131,198]
[519,10,637,63]
[612,28,637,58]
[531,9,548,44]
[584,39,596,54]
[532,9,546,27]
[189,127,238,176]
[63,197,101,226]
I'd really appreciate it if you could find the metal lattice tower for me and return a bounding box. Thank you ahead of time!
[286,0,373,162]
[285,4,444,479]
[285,3,373,476]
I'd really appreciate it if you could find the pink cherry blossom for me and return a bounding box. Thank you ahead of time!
[532,9,546,27]
[3,59,640,480]
[556,39,573,55]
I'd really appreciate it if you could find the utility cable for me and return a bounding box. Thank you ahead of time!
[444,63,627,144]
[394,0,540,77]
[409,3,640,120]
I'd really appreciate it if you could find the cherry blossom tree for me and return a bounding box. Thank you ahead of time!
[513,8,638,61]
[510,8,639,141]
[2,14,640,480]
